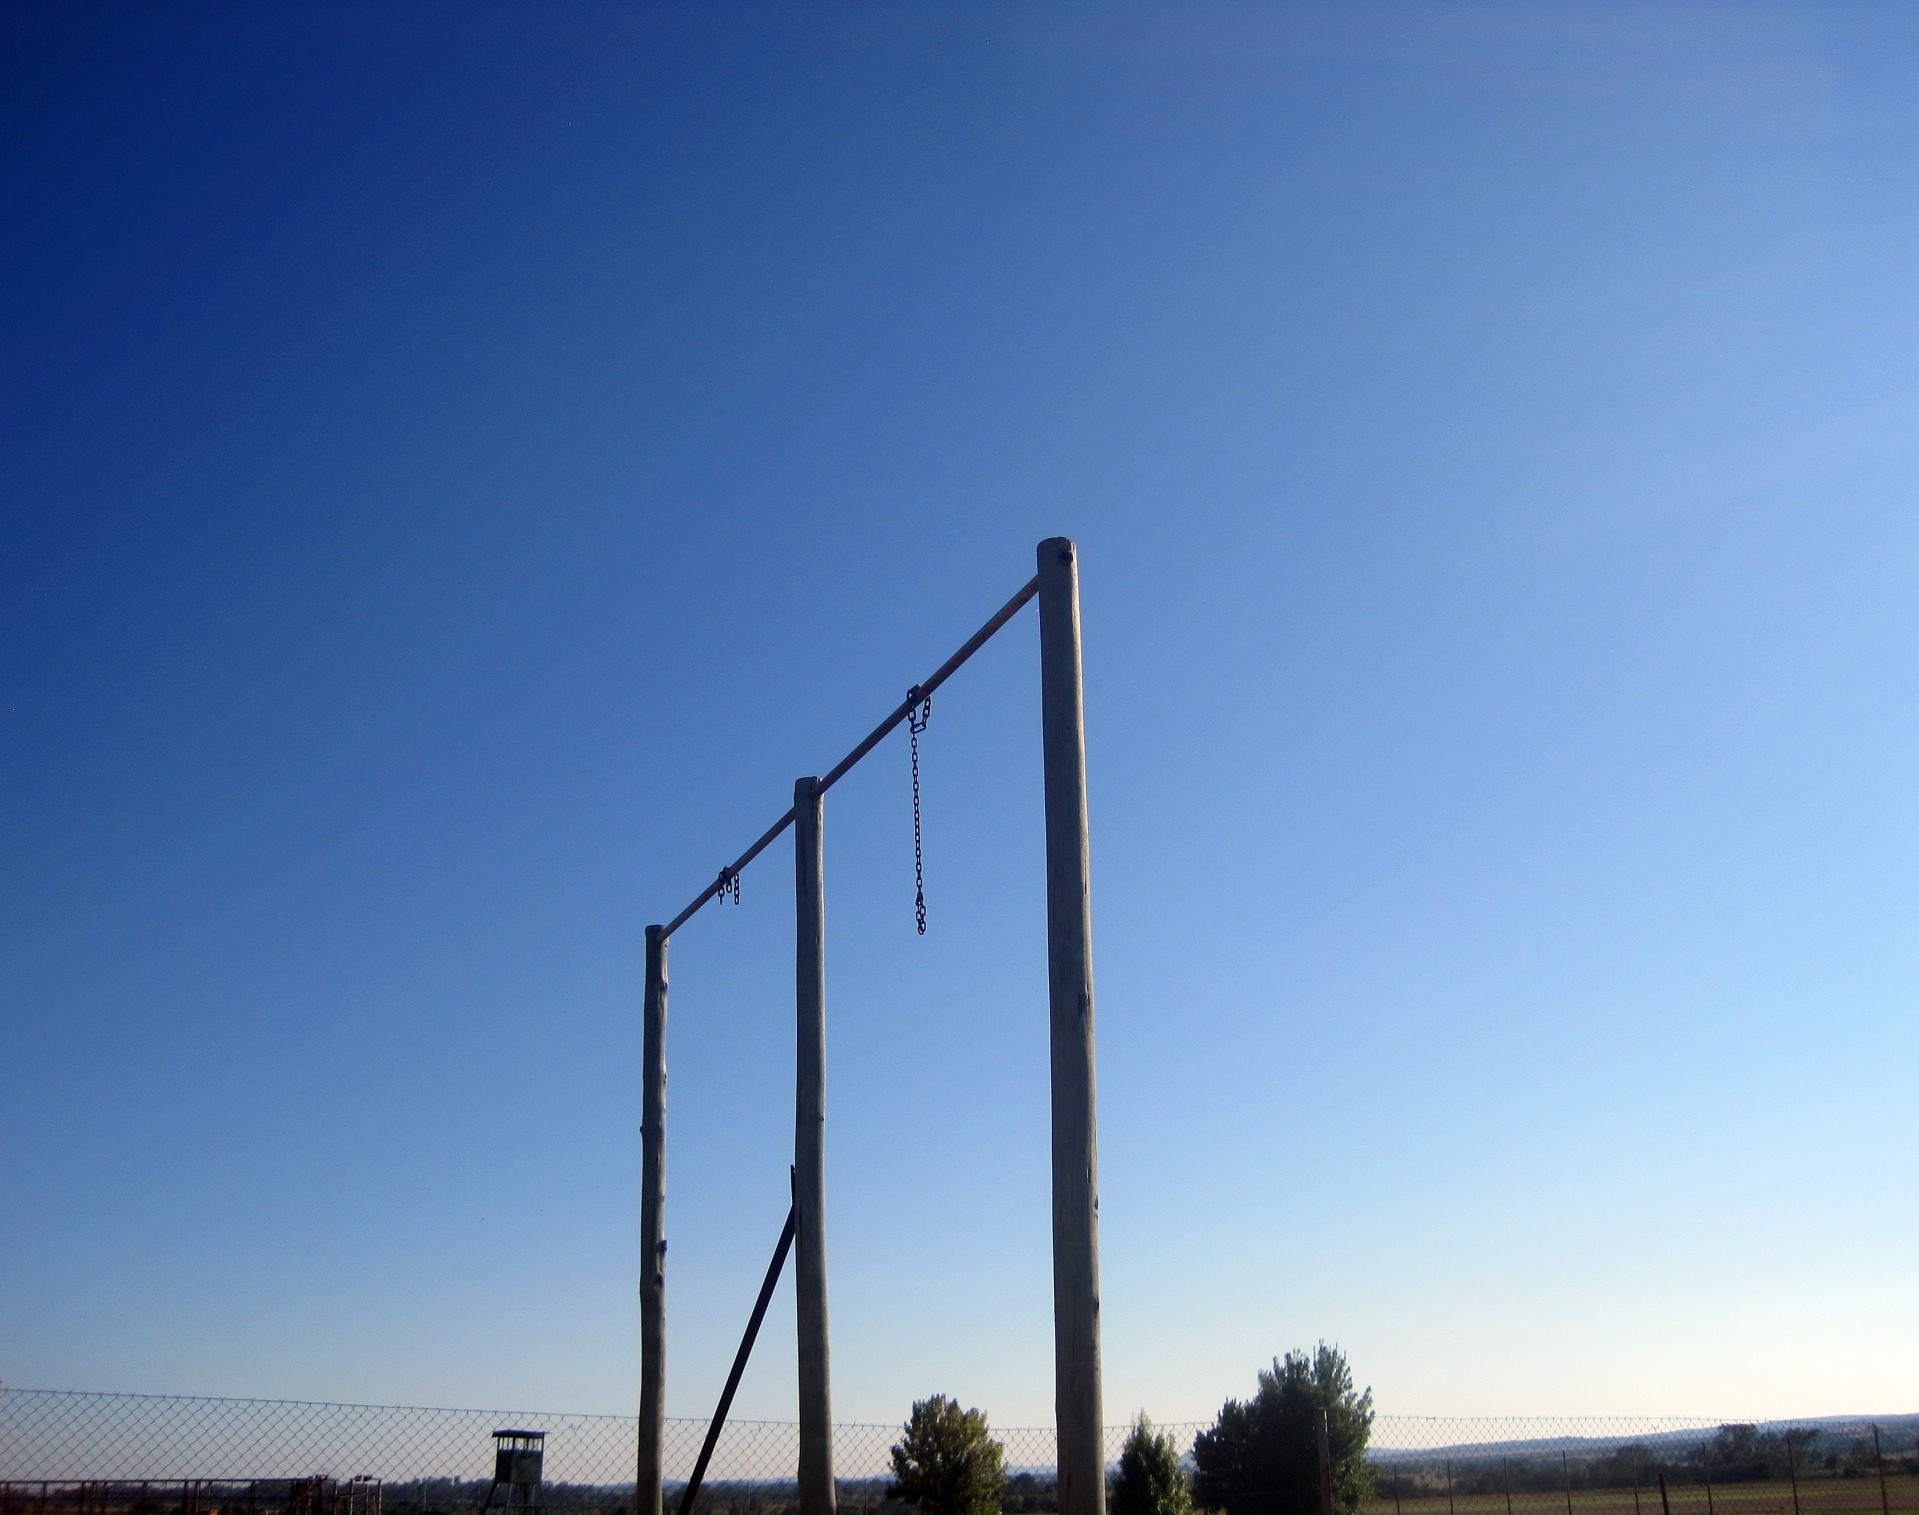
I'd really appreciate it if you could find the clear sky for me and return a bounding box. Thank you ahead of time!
[3,2,1915,1431]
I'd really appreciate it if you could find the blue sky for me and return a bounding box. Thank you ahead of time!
[3,2,1916,1429]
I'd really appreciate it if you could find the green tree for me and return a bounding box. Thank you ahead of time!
[1191,1344,1374,1515]
[1112,1414,1193,1515]
[889,1396,1006,1515]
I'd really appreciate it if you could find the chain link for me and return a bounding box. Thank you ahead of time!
[907,686,931,934]
[716,866,739,905]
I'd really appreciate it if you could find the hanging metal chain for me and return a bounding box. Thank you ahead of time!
[907,685,932,934]
[716,866,739,905]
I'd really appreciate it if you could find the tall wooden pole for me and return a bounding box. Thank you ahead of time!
[793,776,835,1515]
[637,926,668,1515]
[1037,536,1104,1515]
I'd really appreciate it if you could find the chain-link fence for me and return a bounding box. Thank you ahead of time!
[2,1392,1913,1515]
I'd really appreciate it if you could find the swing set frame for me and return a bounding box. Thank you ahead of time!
[636,537,1103,1515]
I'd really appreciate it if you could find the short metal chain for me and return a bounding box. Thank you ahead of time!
[717,866,739,905]
[907,686,931,934]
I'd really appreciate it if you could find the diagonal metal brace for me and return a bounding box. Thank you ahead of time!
[675,1180,800,1515]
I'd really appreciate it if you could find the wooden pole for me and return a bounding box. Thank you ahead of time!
[794,776,835,1515]
[1315,1409,1334,1515]
[637,925,669,1515]
[1037,537,1104,1515]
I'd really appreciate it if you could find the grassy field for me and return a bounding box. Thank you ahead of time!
[1362,1476,1919,1515]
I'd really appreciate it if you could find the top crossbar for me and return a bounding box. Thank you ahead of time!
[659,571,1041,940]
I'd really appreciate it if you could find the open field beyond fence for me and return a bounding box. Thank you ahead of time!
[1366,1477,1919,1515]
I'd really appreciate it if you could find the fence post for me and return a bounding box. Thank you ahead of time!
[1503,1459,1514,1515]
[1630,1452,1641,1515]
[794,775,835,1515]
[1445,1462,1455,1515]
[1316,1410,1334,1515]
[1786,1434,1801,1515]
[1037,536,1104,1515]
[1873,1426,1890,1515]
[638,924,669,1515]
[1657,1474,1671,1515]
[1562,1451,1575,1515]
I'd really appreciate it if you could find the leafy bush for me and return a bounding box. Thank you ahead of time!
[1112,1414,1192,1515]
[1191,1344,1374,1515]
[889,1396,1007,1515]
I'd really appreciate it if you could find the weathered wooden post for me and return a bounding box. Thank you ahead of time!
[637,925,669,1515]
[794,776,835,1515]
[1036,537,1104,1515]
[1315,1409,1334,1515]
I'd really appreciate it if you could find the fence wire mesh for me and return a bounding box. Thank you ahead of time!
[2,1392,1913,1515]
